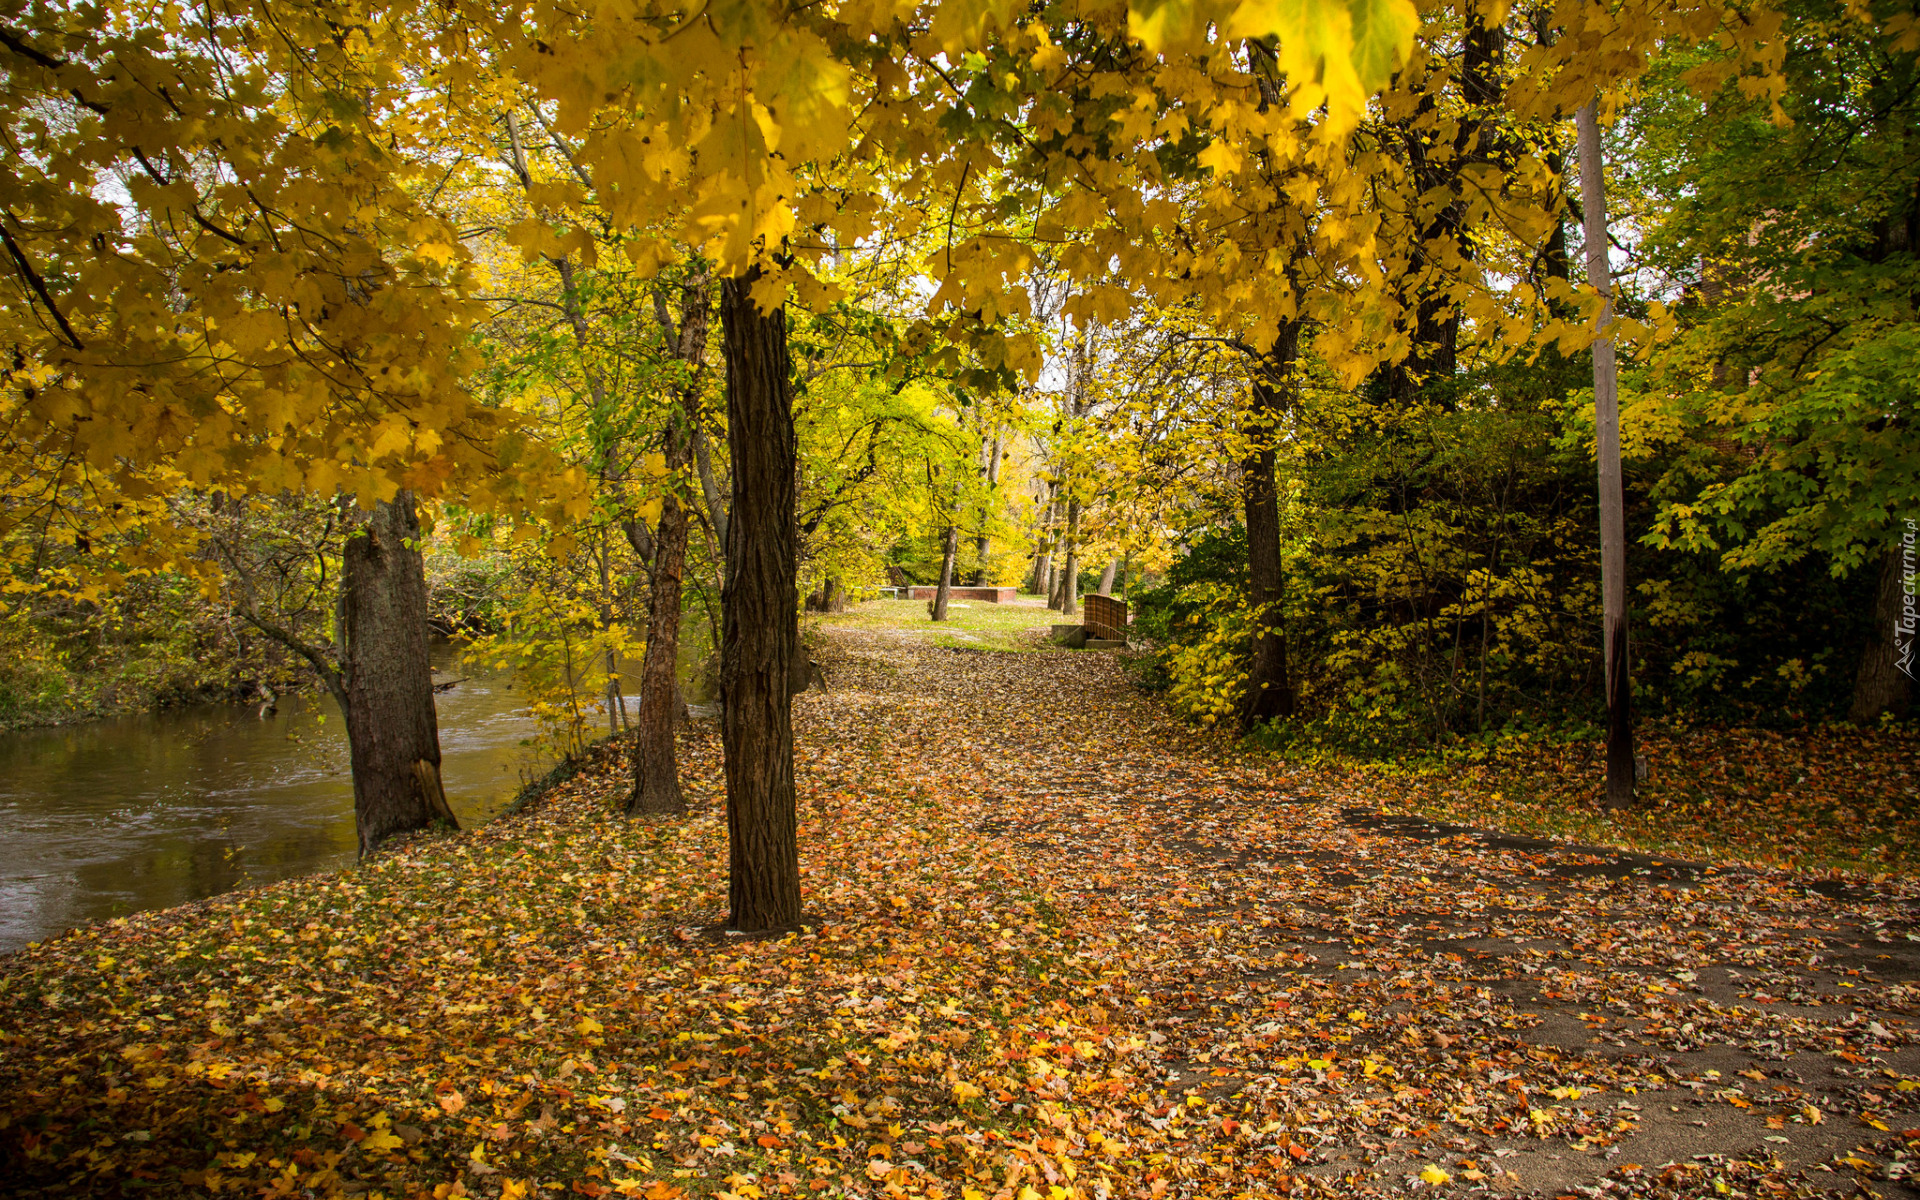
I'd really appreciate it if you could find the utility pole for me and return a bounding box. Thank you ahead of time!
[1577,99,1635,809]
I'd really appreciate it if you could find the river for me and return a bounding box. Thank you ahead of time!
[0,647,556,954]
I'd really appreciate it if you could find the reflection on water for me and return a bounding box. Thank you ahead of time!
[0,647,550,953]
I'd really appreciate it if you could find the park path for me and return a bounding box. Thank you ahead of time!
[802,618,1920,1197]
[6,611,1919,1200]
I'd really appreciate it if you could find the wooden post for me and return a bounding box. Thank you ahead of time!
[1577,99,1635,809]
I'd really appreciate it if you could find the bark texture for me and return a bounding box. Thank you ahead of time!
[342,492,457,856]
[1097,558,1119,597]
[719,270,801,932]
[629,275,712,816]
[1238,327,1299,733]
[630,434,691,815]
[1849,546,1914,724]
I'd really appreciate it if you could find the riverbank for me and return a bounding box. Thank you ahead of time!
[5,608,1919,1198]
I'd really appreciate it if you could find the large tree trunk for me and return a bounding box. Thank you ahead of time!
[1239,326,1299,732]
[1097,557,1119,597]
[1578,100,1636,809]
[629,428,692,816]
[1849,545,1915,723]
[719,269,801,932]
[1059,497,1081,617]
[932,515,958,621]
[341,491,457,857]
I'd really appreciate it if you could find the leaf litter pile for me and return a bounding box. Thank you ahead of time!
[5,610,1920,1200]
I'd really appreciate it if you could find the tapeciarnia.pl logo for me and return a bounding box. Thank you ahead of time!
[1900,517,1917,681]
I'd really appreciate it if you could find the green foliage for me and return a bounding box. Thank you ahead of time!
[1624,0,1920,578]
[1129,526,1251,710]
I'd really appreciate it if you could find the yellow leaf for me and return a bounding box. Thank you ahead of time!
[1419,1165,1450,1185]
[363,1130,405,1153]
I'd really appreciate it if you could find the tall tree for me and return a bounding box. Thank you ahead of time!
[1238,328,1301,731]
[630,273,714,816]
[718,269,801,932]
[1577,100,1635,809]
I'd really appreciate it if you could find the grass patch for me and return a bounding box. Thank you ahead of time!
[819,596,1066,653]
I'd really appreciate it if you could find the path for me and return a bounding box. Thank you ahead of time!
[4,609,1918,1200]
[806,617,1920,1197]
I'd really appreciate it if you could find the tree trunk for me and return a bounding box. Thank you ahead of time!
[972,431,1004,583]
[1059,497,1081,617]
[629,431,692,816]
[1097,557,1119,597]
[629,271,711,816]
[1239,327,1299,733]
[1849,543,1914,723]
[341,491,457,857]
[1578,100,1636,809]
[1042,516,1062,607]
[932,517,958,621]
[1028,493,1056,594]
[718,269,801,932]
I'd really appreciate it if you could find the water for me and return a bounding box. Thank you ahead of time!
[0,647,553,954]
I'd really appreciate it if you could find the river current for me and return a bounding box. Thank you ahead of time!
[0,648,551,953]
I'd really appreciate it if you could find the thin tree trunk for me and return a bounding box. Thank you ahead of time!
[1028,491,1056,594]
[719,268,801,932]
[630,432,691,816]
[1849,544,1914,723]
[1060,497,1081,617]
[628,272,712,816]
[1578,99,1636,809]
[1239,327,1299,732]
[1097,557,1119,597]
[1043,514,1063,607]
[972,430,1004,583]
[342,491,457,857]
[932,517,959,621]
[595,542,628,733]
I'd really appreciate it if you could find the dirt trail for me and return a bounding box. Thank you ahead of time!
[810,620,1920,1197]
[5,611,1916,1200]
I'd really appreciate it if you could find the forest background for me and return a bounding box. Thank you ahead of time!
[0,0,1913,854]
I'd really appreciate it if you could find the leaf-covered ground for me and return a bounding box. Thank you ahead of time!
[1347,722,1920,877]
[4,602,1920,1200]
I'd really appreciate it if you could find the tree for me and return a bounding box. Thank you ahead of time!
[340,494,462,854]
[1620,0,1918,725]
[718,269,801,932]
[631,274,714,816]
[197,490,458,854]
[1240,325,1302,731]
[1577,100,1635,809]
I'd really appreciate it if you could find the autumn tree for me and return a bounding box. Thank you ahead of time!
[0,1,593,852]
